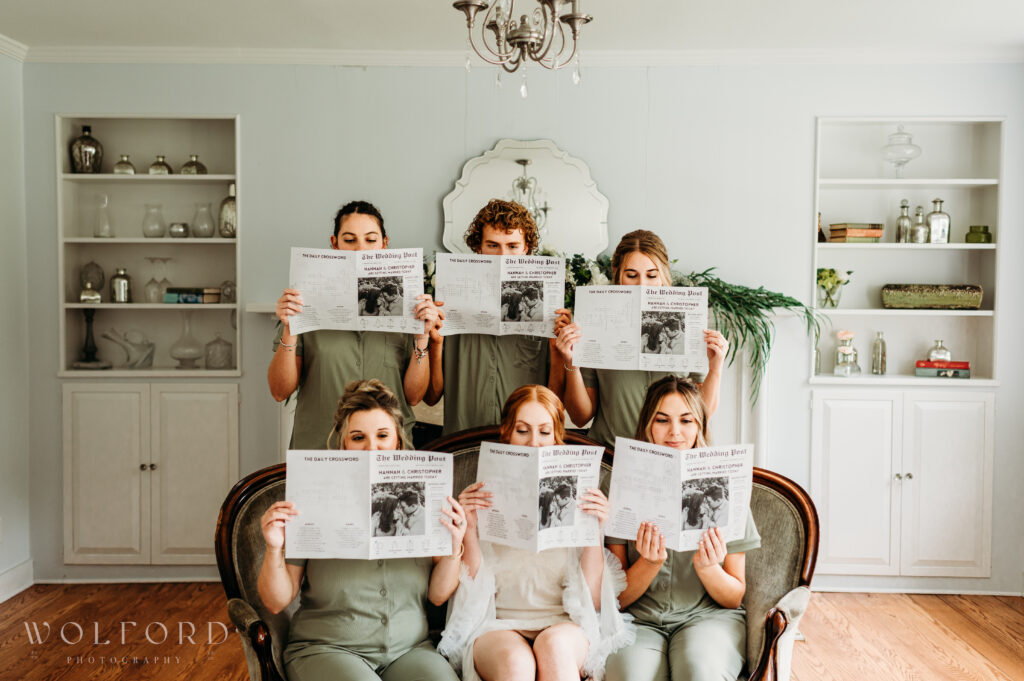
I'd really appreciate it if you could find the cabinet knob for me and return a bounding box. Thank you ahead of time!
[139,464,147,471]
[149,463,158,470]
[904,472,913,480]
[893,473,903,481]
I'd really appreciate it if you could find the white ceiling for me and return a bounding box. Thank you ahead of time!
[1,0,1023,60]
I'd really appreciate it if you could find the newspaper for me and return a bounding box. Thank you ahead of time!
[573,286,709,373]
[435,253,565,337]
[285,449,453,559]
[606,438,753,552]
[475,441,604,551]
[286,247,426,335]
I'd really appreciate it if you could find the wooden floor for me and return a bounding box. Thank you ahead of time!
[0,585,1021,680]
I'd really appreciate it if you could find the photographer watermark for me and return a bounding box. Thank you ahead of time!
[22,620,230,666]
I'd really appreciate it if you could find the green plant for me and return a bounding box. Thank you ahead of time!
[816,268,852,308]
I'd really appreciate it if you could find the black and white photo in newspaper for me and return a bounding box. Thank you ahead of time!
[536,445,603,550]
[638,286,709,373]
[355,248,427,334]
[369,451,454,558]
[285,450,370,559]
[572,286,641,371]
[498,256,565,337]
[678,444,753,549]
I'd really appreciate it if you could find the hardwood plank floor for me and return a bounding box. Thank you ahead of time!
[0,585,1021,681]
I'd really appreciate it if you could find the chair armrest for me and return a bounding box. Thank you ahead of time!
[227,598,286,681]
[747,586,811,681]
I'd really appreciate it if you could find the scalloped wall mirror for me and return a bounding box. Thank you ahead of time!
[442,139,609,258]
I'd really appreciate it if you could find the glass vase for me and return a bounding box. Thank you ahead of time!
[218,183,237,237]
[94,194,114,238]
[69,125,103,173]
[113,154,136,175]
[928,340,952,362]
[141,204,167,238]
[169,311,203,369]
[180,154,208,175]
[148,155,173,175]
[817,284,843,309]
[833,338,862,377]
[192,202,215,238]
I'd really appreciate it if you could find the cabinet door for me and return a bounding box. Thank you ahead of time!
[150,384,239,564]
[900,391,994,577]
[63,384,150,564]
[811,390,902,575]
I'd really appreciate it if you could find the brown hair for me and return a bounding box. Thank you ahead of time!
[334,200,385,239]
[610,229,672,285]
[499,384,566,445]
[327,379,407,449]
[464,199,540,255]
[634,375,709,448]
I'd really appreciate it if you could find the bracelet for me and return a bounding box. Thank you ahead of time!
[564,362,577,372]
[278,340,296,349]
[446,542,465,560]
[414,341,430,362]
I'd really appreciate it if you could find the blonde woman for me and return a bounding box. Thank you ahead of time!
[258,380,466,681]
[604,376,760,681]
[554,230,729,447]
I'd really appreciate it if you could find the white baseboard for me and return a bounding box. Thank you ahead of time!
[0,559,34,604]
[811,585,1023,597]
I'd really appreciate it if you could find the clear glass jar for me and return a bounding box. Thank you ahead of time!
[926,198,950,244]
[192,202,216,238]
[928,340,952,362]
[910,206,929,243]
[94,194,114,238]
[141,204,167,238]
[834,338,862,377]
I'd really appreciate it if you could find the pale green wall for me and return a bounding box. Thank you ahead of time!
[0,53,31,577]
[20,61,1024,590]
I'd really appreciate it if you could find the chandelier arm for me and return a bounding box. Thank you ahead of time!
[532,2,559,63]
[467,6,516,66]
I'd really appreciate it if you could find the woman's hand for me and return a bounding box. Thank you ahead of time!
[554,322,582,366]
[413,294,444,344]
[553,308,573,335]
[439,495,468,551]
[260,501,298,550]
[578,488,610,527]
[458,481,492,532]
[276,289,303,327]
[636,521,667,566]
[693,527,728,570]
[704,329,729,371]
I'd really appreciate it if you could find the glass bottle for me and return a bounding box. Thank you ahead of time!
[148,155,173,175]
[170,311,204,369]
[895,200,912,243]
[69,125,103,173]
[110,268,132,303]
[926,198,950,244]
[910,206,929,243]
[204,333,234,370]
[871,332,887,375]
[880,124,921,178]
[833,338,862,377]
[218,183,237,237]
[94,194,114,238]
[180,154,208,175]
[113,154,136,175]
[141,203,167,238]
[928,340,952,362]
[192,202,216,238]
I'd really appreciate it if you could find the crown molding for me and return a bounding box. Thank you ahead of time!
[23,45,1024,67]
[0,33,29,62]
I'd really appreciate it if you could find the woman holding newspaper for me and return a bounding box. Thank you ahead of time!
[553,230,729,447]
[438,385,633,681]
[268,200,443,448]
[604,376,761,681]
[257,380,467,681]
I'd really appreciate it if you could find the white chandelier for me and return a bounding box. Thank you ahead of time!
[453,0,592,73]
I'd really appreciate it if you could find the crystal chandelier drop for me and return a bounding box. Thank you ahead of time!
[453,0,592,72]
[511,159,549,236]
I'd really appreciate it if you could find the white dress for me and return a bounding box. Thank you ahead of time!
[438,542,635,681]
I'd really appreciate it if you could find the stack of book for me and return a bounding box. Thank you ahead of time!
[163,287,222,304]
[829,223,884,243]
[915,360,970,379]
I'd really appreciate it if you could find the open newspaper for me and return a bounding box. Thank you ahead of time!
[476,441,604,551]
[286,247,426,335]
[435,253,565,337]
[285,450,453,559]
[573,285,709,373]
[606,438,753,552]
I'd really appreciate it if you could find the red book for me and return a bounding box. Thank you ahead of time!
[916,360,970,369]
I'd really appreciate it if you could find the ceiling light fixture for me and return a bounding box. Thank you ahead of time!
[453,0,592,74]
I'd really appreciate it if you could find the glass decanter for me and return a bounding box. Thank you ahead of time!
[928,340,952,362]
[881,124,922,178]
[94,194,114,238]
